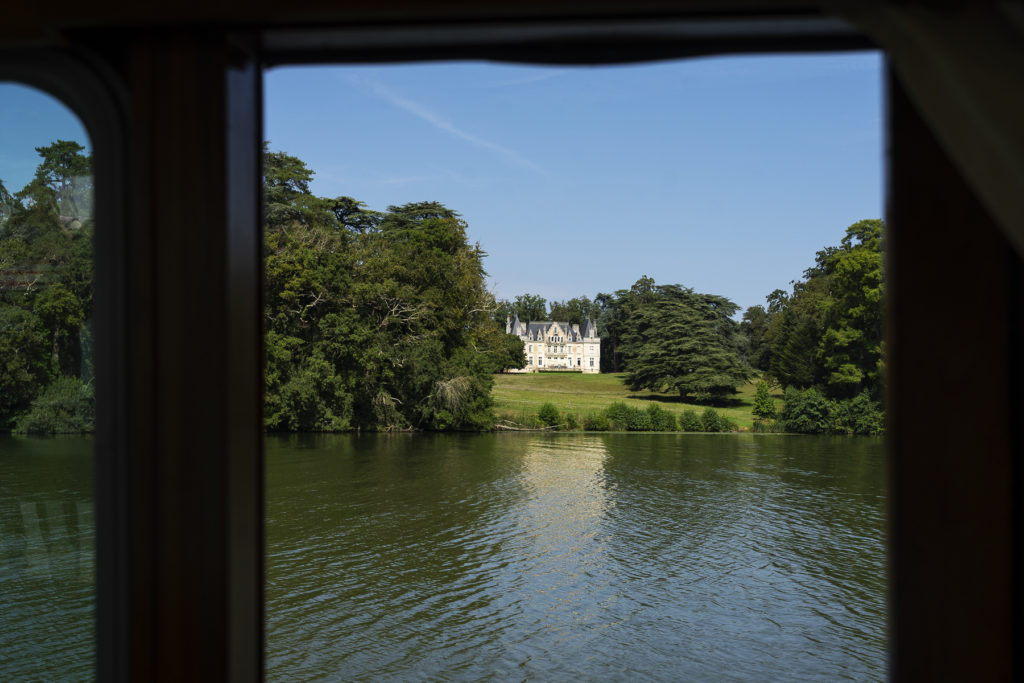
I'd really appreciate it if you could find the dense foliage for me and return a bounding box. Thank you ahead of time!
[739,220,886,434]
[619,283,750,401]
[497,399,735,432]
[742,219,884,401]
[263,147,523,431]
[775,387,884,436]
[0,141,94,432]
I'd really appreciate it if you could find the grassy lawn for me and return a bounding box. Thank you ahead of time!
[492,372,782,429]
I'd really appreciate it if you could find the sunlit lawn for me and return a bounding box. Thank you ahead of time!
[493,372,783,429]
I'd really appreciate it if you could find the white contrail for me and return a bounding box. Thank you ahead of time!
[354,77,549,176]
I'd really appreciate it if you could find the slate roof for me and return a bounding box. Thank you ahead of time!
[517,320,585,341]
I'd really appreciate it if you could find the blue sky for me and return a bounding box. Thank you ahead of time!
[265,54,882,314]
[3,52,882,316]
[0,84,92,193]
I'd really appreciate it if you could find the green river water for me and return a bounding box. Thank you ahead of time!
[1,433,886,681]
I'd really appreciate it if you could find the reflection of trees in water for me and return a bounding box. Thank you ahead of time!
[598,433,749,569]
[0,436,94,681]
[266,433,534,676]
[754,436,888,638]
[596,433,886,679]
[263,433,886,679]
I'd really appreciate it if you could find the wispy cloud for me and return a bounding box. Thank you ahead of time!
[349,76,548,177]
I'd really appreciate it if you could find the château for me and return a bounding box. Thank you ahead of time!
[506,315,600,373]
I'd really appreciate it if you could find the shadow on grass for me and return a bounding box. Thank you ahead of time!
[626,394,746,408]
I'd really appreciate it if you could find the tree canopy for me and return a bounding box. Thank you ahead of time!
[0,141,94,432]
[262,147,523,431]
[614,280,750,401]
[742,219,885,400]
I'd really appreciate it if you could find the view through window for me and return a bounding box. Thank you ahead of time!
[0,82,95,681]
[262,54,886,680]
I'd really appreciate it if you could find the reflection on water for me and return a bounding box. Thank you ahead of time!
[0,436,94,682]
[0,434,885,680]
[266,433,886,681]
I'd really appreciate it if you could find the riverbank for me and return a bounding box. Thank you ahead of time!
[492,372,781,430]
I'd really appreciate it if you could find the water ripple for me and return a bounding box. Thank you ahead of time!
[266,433,887,681]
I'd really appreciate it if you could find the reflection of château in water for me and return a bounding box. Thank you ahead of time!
[506,314,600,373]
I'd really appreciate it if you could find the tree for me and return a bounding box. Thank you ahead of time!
[818,219,884,398]
[492,332,527,372]
[740,305,773,370]
[621,283,751,401]
[34,283,85,376]
[763,219,885,401]
[595,276,658,372]
[0,305,51,429]
[548,296,601,326]
[0,178,14,227]
[511,293,547,322]
[261,146,499,431]
[0,139,94,433]
[32,140,92,220]
[752,380,776,419]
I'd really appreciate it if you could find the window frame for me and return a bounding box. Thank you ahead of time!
[2,8,1020,681]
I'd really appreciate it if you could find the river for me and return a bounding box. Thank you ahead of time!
[1,433,886,680]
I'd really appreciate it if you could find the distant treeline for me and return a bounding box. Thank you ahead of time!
[0,141,883,435]
[499,219,885,434]
[0,141,94,434]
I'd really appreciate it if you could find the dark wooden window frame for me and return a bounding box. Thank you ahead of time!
[2,9,1020,681]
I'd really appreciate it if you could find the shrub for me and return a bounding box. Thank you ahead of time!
[752,380,776,419]
[583,412,610,431]
[14,376,94,434]
[564,412,581,431]
[646,403,677,431]
[701,407,724,432]
[844,391,885,435]
[537,402,561,427]
[752,419,778,433]
[604,401,652,430]
[678,409,702,432]
[779,387,839,434]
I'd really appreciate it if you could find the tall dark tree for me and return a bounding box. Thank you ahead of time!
[818,219,884,397]
[621,283,750,401]
[32,140,92,220]
[740,304,772,371]
[262,147,499,431]
[764,219,885,400]
[596,275,658,372]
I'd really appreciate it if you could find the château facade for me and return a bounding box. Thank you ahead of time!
[506,315,601,373]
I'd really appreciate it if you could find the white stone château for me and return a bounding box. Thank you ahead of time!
[505,315,601,373]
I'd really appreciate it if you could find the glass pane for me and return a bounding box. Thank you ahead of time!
[0,83,95,681]
[263,54,885,680]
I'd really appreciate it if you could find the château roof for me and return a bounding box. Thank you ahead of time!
[509,316,597,341]
[519,320,583,341]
